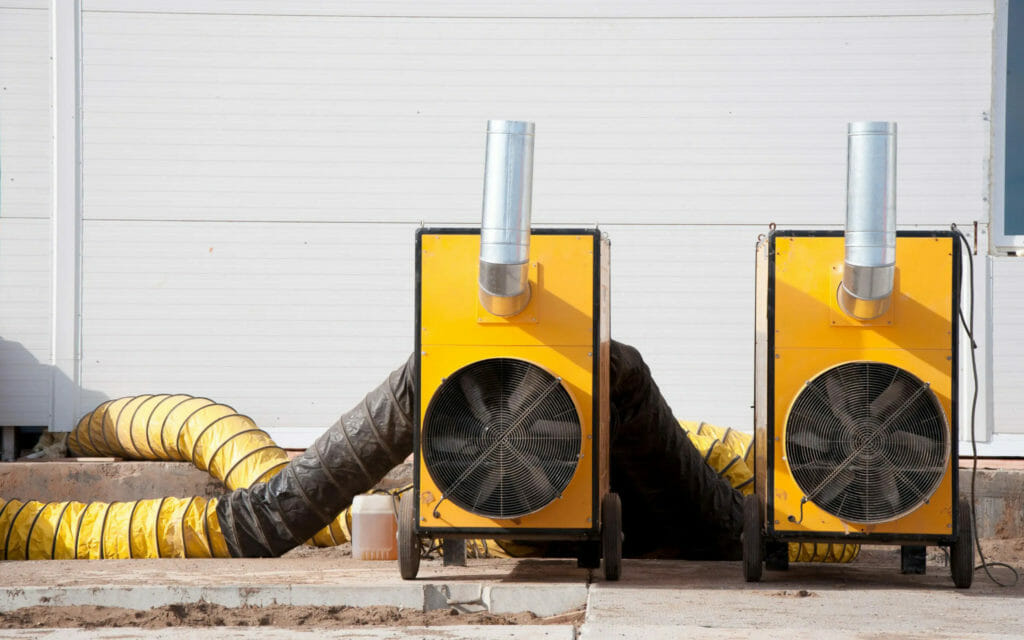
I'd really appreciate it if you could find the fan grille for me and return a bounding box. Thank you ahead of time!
[422,358,582,519]
[785,362,949,524]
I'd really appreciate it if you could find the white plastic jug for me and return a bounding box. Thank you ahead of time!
[350,493,398,561]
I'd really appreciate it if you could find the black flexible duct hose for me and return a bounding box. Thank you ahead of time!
[216,343,743,559]
[608,341,743,560]
[216,356,415,557]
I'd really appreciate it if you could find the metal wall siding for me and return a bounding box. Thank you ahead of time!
[0,3,53,426]
[80,221,415,430]
[0,219,52,425]
[609,225,756,429]
[991,258,1024,435]
[81,1,994,19]
[65,2,1006,447]
[81,11,991,227]
[0,3,51,220]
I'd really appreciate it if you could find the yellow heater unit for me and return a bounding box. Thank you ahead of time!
[397,121,618,581]
[746,123,972,588]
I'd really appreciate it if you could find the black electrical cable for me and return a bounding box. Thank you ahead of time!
[951,224,1018,587]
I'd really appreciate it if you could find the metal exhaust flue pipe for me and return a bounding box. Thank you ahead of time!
[838,121,897,320]
[479,120,535,317]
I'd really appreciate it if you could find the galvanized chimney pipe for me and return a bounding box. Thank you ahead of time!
[838,121,897,320]
[479,120,535,317]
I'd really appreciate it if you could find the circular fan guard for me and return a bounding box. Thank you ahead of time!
[422,358,582,519]
[785,362,949,524]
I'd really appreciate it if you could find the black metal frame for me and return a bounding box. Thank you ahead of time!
[412,227,602,540]
[763,229,961,546]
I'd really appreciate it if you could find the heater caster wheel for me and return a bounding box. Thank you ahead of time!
[601,492,622,581]
[950,498,974,589]
[742,494,763,582]
[398,494,421,580]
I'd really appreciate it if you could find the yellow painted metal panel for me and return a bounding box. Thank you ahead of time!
[773,236,953,351]
[768,235,955,537]
[418,232,599,531]
[421,234,595,347]
[771,348,954,535]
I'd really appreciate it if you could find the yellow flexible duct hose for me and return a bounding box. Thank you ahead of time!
[69,395,349,548]
[68,395,290,490]
[679,421,859,564]
[0,395,348,560]
[0,496,229,559]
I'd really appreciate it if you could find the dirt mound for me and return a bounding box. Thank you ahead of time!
[0,603,584,629]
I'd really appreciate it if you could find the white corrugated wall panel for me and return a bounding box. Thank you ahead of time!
[80,221,414,431]
[83,0,994,19]
[0,220,52,425]
[80,10,991,227]
[76,2,996,445]
[0,2,50,221]
[609,225,755,428]
[991,258,1024,435]
[0,2,52,426]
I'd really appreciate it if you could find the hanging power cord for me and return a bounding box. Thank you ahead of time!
[951,223,1018,587]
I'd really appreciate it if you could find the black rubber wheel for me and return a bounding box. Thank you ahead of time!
[398,494,421,580]
[742,494,763,582]
[601,492,623,581]
[950,497,974,589]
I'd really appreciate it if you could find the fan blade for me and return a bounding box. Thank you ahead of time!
[429,435,484,458]
[870,376,913,420]
[887,430,945,471]
[506,365,549,420]
[459,375,496,426]
[814,468,856,506]
[788,428,831,453]
[469,463,503,511]
[528,419,579,439]
[824,375,859,431]
[873,470,903,514]
[504,466,558,514]
[450,413,489,438]
[505,445,557,494]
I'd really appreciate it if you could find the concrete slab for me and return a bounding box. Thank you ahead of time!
[0,557,589,617]
[962,467,1024,539]
[579,625,1017,640]
[1,547,1023,637]
[580,559,1024,640]
[0,626,577,639]
[0,461,221,503]
[0,459,412,504]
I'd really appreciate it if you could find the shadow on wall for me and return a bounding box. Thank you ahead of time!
[0,336,109,456]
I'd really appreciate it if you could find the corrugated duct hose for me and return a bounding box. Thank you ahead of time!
[0,343,855,562]
[0,391,352,559]
[605,342,744,559]
[678,421,859,563]
[215,356,415,557]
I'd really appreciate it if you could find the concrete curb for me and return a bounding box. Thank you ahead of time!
[0,583,588,617]
[576,624,1020,640]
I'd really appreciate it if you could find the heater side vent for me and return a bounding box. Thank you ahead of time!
[422,358,582,519]
[785,361,949,524]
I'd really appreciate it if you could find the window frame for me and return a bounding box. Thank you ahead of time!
[994,0,1024,252]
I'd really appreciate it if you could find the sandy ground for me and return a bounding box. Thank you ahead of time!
[0,603,585,630]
